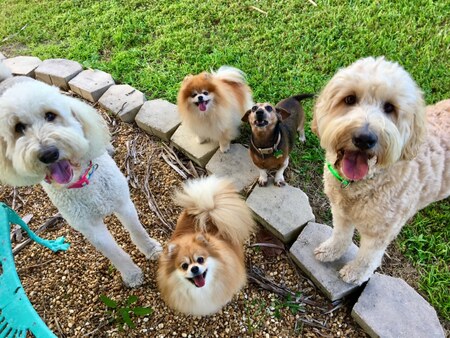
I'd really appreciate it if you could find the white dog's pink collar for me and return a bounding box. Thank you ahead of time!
[44,161,98,189]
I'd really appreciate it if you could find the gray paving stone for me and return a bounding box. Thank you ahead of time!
[289,222,360,300]
[98,84,146,123]
[206,144,259,192]
[69,69,115,102]
[246,182,315,243]
[170,123,219,167]
[3,56,42,77]
[352,273,445,338]
[135,99,181,142]
[34,58,82,90]
[0,52,6,61]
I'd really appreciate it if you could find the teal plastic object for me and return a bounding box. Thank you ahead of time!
[0,202,69,338]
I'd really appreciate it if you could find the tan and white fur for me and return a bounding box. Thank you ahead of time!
[177,66,253,153]
[312,57,449,285]
[0,63,162,287]
[157,176,255,316]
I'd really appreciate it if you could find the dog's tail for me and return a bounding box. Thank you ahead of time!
[174,175,255,245]
[212,66,248,85]
[0,62,12,83]
[292,93,315,102]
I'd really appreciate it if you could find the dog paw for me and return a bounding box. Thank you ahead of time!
[258,177,268,186]
[275,179,286,187]
[219,143,230,153]
[339,263,371,285]
[122,268,144,288]
[196,136,207,144]
[314,240,345,262]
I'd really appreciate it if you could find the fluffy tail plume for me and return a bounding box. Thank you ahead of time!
[0,62,12,83]
[174,176,255,245]
[212,66,248,85]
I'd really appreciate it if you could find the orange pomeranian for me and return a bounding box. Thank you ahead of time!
[157,176,256,316]
[177,66,253,153]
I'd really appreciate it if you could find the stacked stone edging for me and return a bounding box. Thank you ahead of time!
[0,54,445,337]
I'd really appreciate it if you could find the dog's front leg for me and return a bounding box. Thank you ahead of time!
[274,157,289,187]
[314,207,354,262]
[258,169,268,186]
[115,199,162,260]
[75,218,144,288]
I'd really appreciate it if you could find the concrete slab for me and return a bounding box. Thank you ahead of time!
[352,273,445,338]
[289,222,360,301]
[206,144,258,192]
[0,52,6,61]
[135,99,181,142]
[3,56,42,77]
[68,69,115,102]
[170,123,219,167]
[34,58,83,90]
[98,84,146,123]
[246,182,315,243]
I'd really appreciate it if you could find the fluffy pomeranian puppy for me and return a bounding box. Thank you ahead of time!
[0,62,161,287]
[157,176,256,316]
[177,66,253,153]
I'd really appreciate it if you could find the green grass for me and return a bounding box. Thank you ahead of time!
[1,0,449,320]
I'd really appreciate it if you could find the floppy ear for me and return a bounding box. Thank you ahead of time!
[65,96,111,160]
[275,107,290,121]
[400,93,426,160]
[310,109,319,136]
[241,109,251,123]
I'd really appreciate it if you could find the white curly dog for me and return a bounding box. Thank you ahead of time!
[312,57,449,285]
[0,63,161,287]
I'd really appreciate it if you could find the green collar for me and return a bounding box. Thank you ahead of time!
[326,162,350,187]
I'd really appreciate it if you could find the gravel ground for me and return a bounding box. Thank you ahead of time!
[1,109,444,337]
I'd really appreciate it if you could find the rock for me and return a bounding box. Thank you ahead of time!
[289,222,360,300]
[0,52,6,61]
[98,84,146,123]
[170,123,219,167]
[352,273,445,338]
[205,144,259,192]
[35,58,83,90]
[135,99,181,142]
[3,56,42,77]
[68,69,114,102]
[246,182,315,243]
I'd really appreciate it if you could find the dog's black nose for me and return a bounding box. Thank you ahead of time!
[352,132,378,150]
[197,95,204,102]
[256,109,264,120]
[191,266,199,274]
[38,146,60,164]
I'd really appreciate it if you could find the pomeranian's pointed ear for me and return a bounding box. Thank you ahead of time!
[195,234,209,246]
[241,109,251,123]
[182,74,193,82]
[167,243,178,257]
[275,107,290,121]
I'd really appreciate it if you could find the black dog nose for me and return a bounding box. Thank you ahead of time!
[256,109,264,120]
[191,266,199,274]
[352,132,378,150]
[38,146,60,164]
[197,95,204,102]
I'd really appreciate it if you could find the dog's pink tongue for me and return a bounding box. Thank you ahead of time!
[342,151,369,181]
[193,274,206,288]
[198,102,207,111]
[48,160,73,184]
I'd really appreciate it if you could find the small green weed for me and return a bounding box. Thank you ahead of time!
[99,294,153,331]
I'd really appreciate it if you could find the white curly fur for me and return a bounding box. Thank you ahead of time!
[312,57,449,285]
[0,66,161,287]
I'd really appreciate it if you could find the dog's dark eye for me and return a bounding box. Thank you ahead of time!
[197,257,204,264]
[45,112,57,122]
[251,105,258,112]
[202,91,209,96]
[265,105,273,112]
[344,95,357,105]
[15,123,26,134]
[383,102,395,114]
[181,263,189,270]
[190,93,197,98]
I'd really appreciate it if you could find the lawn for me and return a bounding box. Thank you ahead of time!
[1,0,448,322]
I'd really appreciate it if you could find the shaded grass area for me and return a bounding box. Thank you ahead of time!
[0,0,449,321]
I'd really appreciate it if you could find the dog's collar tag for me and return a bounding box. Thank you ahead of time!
[326,162,350,187]
[67,161,98,189]
[252,132,282,157]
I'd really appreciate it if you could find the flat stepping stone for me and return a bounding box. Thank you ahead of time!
[206,144,259,192]
[352,273,445,338]
[34,58,83,90]
[170,123,219,167]
[135,99,181,142]
[98,84,146,123]
[0,52,6,61]
[246,182,315,243]
[289,222,360,300]
[3,56,42,77]
[69,69,115,102]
